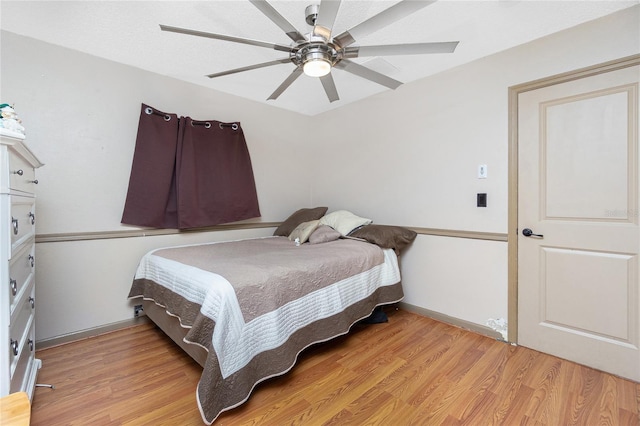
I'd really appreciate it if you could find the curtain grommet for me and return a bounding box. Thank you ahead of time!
[219,123,239,130]
[145,107,171,121]
[192,121,210,128]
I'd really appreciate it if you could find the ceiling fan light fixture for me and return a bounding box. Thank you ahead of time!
[302,48,332,77]
[303,58,331,77]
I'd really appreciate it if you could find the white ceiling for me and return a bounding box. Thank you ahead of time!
[1,1,637,115]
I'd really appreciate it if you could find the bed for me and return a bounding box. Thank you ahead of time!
[128,209,416,424]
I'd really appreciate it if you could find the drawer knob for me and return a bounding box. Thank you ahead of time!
[29,212,35,225]
[13,169,24,176]
[29,296,35,309]
[28,254,35,268]
[12,217,18,235]
[29,179,39,185]
[10,339,18,356]
[10,278,17,296]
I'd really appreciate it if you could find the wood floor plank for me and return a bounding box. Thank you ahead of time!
[385,329,467,403]
[490,347,540,423]
[31,309,639,425]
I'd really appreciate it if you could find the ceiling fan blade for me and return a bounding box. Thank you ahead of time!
[334,59,402,90]
[207,58,291,79]
[312,0,341,41]
[344,41,459,58]
[160,24,291,53]
[268,67,304,100]
[320,73,340,103]
[249,0,306,43]
[333,0,436,48]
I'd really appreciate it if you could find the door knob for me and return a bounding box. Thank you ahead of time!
[522,228,543,238]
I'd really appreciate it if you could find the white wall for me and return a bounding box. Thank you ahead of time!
[1,31,315,340]
[1,6,638,341]
[311,6,640,327]
[0,31,314,234]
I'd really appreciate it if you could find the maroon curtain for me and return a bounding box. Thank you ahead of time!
[121,104,260,229]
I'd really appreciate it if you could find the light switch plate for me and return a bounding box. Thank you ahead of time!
[478,164,488,179]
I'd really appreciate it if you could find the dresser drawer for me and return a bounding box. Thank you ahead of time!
[9,281,35,380]
[9,196,35,254]
[9,321,35,394]
[8,242,35,317]
[8,150,37,194]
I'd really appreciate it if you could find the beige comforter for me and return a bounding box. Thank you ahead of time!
[128,236,403,424]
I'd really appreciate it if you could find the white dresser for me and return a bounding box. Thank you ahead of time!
[0,134,43,400]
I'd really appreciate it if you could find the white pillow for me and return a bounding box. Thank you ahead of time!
[318,210,372,236]
[288,220,320,243]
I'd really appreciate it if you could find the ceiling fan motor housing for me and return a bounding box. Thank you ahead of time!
[294,42,339,67]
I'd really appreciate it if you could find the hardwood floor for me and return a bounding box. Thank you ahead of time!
[31,309,639,425]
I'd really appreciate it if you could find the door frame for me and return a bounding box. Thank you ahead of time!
[507,54,640,343]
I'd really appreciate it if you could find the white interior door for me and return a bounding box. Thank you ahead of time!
[518,63,640,381]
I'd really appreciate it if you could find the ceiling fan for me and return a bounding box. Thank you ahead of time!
[160,0,459,103]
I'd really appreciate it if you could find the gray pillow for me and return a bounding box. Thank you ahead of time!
[349,224,417,254]
[309,225,341,244]
[273,207,328,237]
